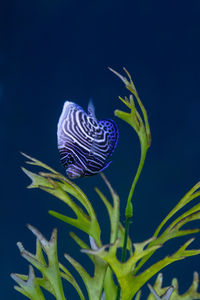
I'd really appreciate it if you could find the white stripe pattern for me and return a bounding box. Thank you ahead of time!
[57,101,119,178]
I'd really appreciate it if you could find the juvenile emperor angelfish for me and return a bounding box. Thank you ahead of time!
[57,100,119,179]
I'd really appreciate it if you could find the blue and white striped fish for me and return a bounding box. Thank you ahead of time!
[57,100,119,179]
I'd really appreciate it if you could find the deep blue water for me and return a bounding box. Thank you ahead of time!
[1,0,200,299]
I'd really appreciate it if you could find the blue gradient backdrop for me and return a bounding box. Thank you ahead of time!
[1,0,200,299]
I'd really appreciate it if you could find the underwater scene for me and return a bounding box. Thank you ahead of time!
[1,1,200,299]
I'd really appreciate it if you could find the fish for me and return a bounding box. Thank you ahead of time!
[57,100,119,179]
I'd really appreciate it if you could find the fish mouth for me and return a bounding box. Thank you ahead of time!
[66,166,83,179]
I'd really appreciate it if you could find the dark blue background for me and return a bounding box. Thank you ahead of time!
[1,0,200,299]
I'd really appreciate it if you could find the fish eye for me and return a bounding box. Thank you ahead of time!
[67,153,75,165]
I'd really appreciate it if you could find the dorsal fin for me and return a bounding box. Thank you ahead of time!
[87,99,97,120]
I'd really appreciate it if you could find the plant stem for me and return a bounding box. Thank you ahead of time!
[125,138,148,219]
[121,217,131,262]
[116,219,132,300]
[116,139,148,300]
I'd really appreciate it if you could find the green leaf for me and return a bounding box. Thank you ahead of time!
[68,232,112,300]
[84,236,200,300]
[21,153,101,247]
[110,67,151,147]
[147,283,174,300]
[95,173,134,299]
[12,225,67,300]
[134,182,200,275]
[64,251,107,300]
[83,238,160,300]
[11,266,46,300]
[59,263,85,300]
[146,272,200,300]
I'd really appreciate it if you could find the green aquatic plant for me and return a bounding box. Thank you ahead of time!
[11,69,200,300]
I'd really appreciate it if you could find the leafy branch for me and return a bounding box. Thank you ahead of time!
[109,67,151,299]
